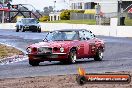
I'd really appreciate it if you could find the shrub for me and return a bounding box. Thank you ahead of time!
[60,10,71,20]
[39,16,49,22]
[60,10,85,20]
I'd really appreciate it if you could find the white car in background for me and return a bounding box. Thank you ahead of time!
[15,18,41,33]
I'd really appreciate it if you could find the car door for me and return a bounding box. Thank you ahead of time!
[83,30,96,56]
[77,30,89,58]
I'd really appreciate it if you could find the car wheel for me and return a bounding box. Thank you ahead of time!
[68,50,77,64]
[16,26,19,32]
[76,75,87,85]
[38,29,41,33]
[21,27,25,32]
[16,28,19,32]
[94,49,103,61]
[29,60,39,66]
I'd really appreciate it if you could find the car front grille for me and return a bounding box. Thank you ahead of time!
[29,26,37,29]
[38,47,52,54]
[24,26,29,29]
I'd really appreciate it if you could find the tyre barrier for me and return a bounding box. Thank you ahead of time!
[76,67,131,85]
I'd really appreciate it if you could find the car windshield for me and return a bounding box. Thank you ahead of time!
[45,31,79,41]
[21,19,37,24]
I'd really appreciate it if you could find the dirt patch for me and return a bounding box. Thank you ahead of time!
[0,44,23,60]
[0,72,132,88]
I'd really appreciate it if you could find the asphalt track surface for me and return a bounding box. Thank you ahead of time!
[0,29,132,79]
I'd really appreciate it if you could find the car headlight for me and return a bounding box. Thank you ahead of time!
[60,47,64,52]
[24,26,29,27]
[26,47,32,53]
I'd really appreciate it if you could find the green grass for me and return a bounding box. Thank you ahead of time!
[45,19,96,25]
[125,18,132,26]
[45,18,132,26]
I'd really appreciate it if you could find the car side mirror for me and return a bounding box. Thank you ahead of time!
[90,31,92,33]
[43,38,48,42]
[43,39,46,42]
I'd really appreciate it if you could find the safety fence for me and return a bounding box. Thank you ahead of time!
[0,21,132,37]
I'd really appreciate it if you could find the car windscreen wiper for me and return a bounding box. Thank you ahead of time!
[54,40,64,41]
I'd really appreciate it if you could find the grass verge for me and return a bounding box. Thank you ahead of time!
[0,44,23,60]
[45,19,96,25]
[125,18,132,26]
[45,18,132,26]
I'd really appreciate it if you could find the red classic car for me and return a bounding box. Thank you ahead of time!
[26,29,105,66]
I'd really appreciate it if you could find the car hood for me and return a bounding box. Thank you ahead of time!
[29,41,77,48]
[24,24,39,26]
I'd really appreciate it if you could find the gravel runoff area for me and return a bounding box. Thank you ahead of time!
[0,44,132,88]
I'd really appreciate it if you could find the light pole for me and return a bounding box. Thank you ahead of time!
[54,1,56,12]
[63,0,71,9]
[53,1,56,21]
[2,0,4,23]
[118,0,122,26]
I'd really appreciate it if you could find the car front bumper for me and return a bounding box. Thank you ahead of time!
[27,53,68,61]
[23,26,39,31]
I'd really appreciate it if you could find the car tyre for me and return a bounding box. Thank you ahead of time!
[38,28,41,33]
[29,60,39,66]
[94,49,103,61]
[16,26,19,32]
[16,28,19,32]
[21,27,25,32]
[76,75,87,85]
[68,50,77,64]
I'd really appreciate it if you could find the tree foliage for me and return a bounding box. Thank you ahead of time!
[60,10,70,20]
[43,6,53,16]
[60,10,85,20]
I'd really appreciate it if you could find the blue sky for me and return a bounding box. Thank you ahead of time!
[12,0,69,11]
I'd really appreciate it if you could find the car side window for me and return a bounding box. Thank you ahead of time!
[84,31,95,40]
[79,30,86,40]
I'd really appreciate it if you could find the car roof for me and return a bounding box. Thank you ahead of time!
[52,29,87,32]
[21,18,35,20]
